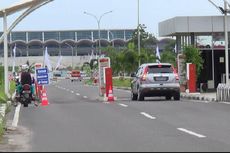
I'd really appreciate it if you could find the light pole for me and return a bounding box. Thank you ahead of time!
[3,11,9,97]
[65,43,74,69]
[84,11,113,56]
[209,0,230,84]
[138,0,141,66]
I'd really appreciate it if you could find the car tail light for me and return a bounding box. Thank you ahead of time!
[172,66,179,81]
[141,67,148,81]
[175,74,179,80]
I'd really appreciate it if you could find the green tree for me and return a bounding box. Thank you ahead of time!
[183,45,204,77]
[131,24,149,48]
[160,51,177,66]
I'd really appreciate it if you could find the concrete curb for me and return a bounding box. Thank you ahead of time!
[181,93,217,102]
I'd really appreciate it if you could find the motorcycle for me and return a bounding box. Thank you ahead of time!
[19,84,32,107]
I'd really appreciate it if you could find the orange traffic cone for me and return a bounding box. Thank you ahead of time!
[41,88,49,106]
[107,86,114,102]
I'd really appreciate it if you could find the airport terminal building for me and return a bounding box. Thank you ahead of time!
[159,16,230,89]
[0,29,134,57]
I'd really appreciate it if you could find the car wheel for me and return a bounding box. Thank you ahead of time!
[174,92,181,101]
[131,92,138,101]
[137,89,144,101]
[166,96,172,100]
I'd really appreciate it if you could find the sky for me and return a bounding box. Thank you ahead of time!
[0,0,226,37]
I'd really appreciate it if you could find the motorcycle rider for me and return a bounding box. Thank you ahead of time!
[15,64,37,106]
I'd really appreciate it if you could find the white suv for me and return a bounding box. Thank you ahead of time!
[131,63,180,101]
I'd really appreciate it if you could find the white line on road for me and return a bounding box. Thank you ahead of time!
[177,128,206,138]
[119,103,128,107]
[76,93,80,96]
[12,103,21,128]
[140,112,156,120]
[83,96,88,99]
[219,102,230,105]
[71,91,74,93]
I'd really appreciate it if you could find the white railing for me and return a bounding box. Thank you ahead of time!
[217,84,230,102]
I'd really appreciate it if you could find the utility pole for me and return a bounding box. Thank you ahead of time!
[138,0,141,66]
[84,11,113,56]
[209,0,230,84]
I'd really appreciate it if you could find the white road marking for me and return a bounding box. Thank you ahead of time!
[140,112,156,120]
[76,93,80,96]
[177,128,206,138]
[12,103,21,128]
[219,102,230,105]
[119,103,128,107]
[83,96,88,99]
[71,91,74,93]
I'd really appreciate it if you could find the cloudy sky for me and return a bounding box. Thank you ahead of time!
[0,0,226,36]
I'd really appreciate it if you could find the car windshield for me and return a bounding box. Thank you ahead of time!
[148,65,173,74]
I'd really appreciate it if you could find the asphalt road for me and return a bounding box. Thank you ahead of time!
[5,79,230,152]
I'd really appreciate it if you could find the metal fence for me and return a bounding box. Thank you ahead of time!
[217,84,230,102]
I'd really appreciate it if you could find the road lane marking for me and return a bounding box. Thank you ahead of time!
[83,96,88,99]
[71,91,74,93]
[76,93,80,96]
[12,103,21,128]
[119,103,128,107]
[177,128,206,138]
[219,102,230,105]
[140,112,156,120]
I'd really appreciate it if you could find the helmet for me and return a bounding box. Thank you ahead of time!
[21,64,29,72]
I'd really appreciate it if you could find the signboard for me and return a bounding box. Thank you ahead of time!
[98,57,111,96]
[36,68,49,85]
[35,63,43,69]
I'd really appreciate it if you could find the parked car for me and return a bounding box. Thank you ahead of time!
[53,71,62,77]
[131,63,180,101]
[70,70,82,82]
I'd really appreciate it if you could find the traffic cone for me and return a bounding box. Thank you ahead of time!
[107,86,114,102]
[41,88,49,106]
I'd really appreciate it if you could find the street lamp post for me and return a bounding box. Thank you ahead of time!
[65,43,74,69]
[209,0,230,85]
[3,11,9,97]
[84,11,113,56]
[138,0,141,66]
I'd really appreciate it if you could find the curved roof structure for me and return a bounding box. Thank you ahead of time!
[0,0,53,17]
[28,40,43,46]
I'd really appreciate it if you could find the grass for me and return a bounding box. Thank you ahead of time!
[0,81,16,104]
[113,78,131,88]
[84,77,131,88]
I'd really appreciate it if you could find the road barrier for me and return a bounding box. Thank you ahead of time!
[217,84,230,102]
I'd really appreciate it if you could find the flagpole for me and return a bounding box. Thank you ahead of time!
[12,44,16,74]
[43,47,46,68]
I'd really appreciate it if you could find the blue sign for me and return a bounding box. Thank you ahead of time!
[36,68,49,85]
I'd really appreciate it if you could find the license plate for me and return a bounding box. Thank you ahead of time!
[154,77,168,81]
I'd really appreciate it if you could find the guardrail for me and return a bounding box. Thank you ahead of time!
[217,84,230,102]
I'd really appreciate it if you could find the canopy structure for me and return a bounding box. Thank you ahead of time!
[0,0,53,96]
[0,0,50,16]
[0,0,54,43]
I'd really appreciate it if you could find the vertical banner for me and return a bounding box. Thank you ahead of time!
[105,68,113,97]
[188,64,197,93]
[98,57,110,96]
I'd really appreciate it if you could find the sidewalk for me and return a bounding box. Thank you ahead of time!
[181,92,217,102]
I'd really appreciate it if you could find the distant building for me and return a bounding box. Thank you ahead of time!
[0,29,134,57]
